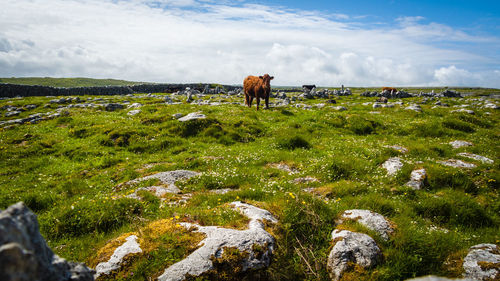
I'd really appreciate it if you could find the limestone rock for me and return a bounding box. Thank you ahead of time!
[439,159,476,169]
[449,140,473,149]
[0,202,94,281]
[127,109,141,116]
[405,104,422,112]
[124,170,200,195]
[463,244,499,281]
[457,153,494,164]
[177,112,206,122]
[103,103,124,111]
[327,230,382,281]
[382,157,404,175]
[94,235,142,279]
[337,209,394,241]
[157,202,277,281]
[405,169,427,190]
[451,109,475,114]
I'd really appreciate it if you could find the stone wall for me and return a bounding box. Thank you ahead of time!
[0,83,243,98]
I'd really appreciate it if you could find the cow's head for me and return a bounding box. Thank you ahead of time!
[259,74,274,88]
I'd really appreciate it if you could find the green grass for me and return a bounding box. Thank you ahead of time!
[0,88,499,280]
[0,77,145,87]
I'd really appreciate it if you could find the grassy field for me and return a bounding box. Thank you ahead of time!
[0,77,145,87]
[0,88,498,280]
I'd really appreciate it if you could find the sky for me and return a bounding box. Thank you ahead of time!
[1,0,499,87]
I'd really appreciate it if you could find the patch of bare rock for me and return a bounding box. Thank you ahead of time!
[327,229,382,280]
[291,176,319,184]
[463,243,499,281]
[382,157,404,175]
[0,202,94,281]
[336,209,394,241]
[405,168,427,190]
[449,140,473,149]
[457,153,494,164]
[122,170,200,198]
[438,159,476,169]
[94,235,142,279]
[157,201,277,281]
[269,162,299,174]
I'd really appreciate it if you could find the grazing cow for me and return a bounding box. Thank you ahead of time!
[243,74,274,110]
[382,87,397,93]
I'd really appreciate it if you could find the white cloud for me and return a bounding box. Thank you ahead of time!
[0,0,499,87]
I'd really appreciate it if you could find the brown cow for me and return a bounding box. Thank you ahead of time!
[382,87,398,93]
[243,74,274,110]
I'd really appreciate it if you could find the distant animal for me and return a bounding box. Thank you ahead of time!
[243,74,274,110]
[382,87,397,93]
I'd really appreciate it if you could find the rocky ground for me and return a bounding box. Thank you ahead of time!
[0,86,499,280]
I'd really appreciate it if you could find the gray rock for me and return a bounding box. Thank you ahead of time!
[103,103,124,111]
[405,169,427,190]
[5,111,21,117]
[270,163,299,174]
[94,235,142,278]
[439,159,476,169]
[457,153,494,164]
[127,103,142,108]
[327,230,382,280]
[127,109,141,116]
[25,104,38,110]
[0,202,94,281]
[463,244,499,280]
[382,157,404,175]
[406,104,422,112]
[178,112,206,122]
[337,209,394,241]
[157,202,277,281]
[451,109,475,114]
[373,103,382,108]
[124,170,200,195]
[449,140,473,149]
[482,103,499,109]
[172,113,183,119]
[332,106,347,111]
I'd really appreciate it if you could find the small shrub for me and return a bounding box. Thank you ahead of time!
[169,118,219,137]
[442,119,475,133]
[276,136,311,150]
[346,116,376,135]
[42,197,143,238]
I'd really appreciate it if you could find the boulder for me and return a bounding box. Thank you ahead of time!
[438,159,476,169]
[127,109,141,116]
[382,157,404,175]
[449,140,473,149]
[103,103,124,111]
[157,202,277,281]
[405,104,422,112]
[405,169,427,190]
[94,235,142,279]
[177,112,206,122]
[0,202,94,281]
[463,244,499,281]
[337,209,394,241]
[457,153,494,164]
[327,230,382,280]
[123,170,200,195]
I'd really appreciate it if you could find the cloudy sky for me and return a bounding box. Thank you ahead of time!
[1,0,499,87]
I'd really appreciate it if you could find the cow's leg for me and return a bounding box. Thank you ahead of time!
[256,96,260,110]
[249,96,253,108]
[265,95,269,109]
[244,94,249,106]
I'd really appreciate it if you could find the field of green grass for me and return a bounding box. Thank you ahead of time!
[0,88,498,280]
[0,77,145,87]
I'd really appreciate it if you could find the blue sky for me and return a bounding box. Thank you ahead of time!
[1,0,499,87]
